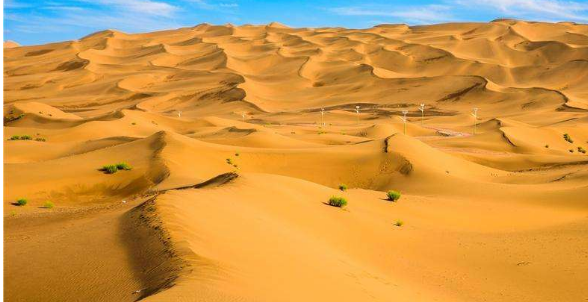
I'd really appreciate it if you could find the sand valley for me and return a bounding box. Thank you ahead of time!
[4,20,588,301]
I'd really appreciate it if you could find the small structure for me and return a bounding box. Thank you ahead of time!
[401,110,409,134]
[471,107,479,135]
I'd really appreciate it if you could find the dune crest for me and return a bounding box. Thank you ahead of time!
[4,21,588,302]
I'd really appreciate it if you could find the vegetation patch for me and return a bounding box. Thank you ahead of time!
[328,196,347,208]
[563,133,573,143]
[8,135,33,141]
[394,220,404,227]
[116,162,132,170]
[578,147,586,154]
[100,162,133,174]
[339,184,348,191]
[101,165,118,174]
[4,114,25,123]
[226,153,240,172]
[16,198,27,206]
[43,201,55,209]
[387,190,401,202]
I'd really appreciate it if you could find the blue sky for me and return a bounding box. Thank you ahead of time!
[4,0,588,45]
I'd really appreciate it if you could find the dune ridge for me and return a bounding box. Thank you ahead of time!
[4,21,588,302]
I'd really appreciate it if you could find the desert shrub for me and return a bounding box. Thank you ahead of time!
[563,133,573,143]
[328,196,347,208]
[569,149,574,153]
[226,158,233,165]
[235,152,240,157]
[8,135,36,141]
[131,122,136,125]
[578,147,586,154]
[44,201,55,209]
[544,144,549,148]
[394,220,404,227]
[4,114,24,123]
[116,162,132,170]
[387,190,401,202]
[35,138,46,142]
[102,165,118,174]
[339,184,348,191]
[16,198,27,206]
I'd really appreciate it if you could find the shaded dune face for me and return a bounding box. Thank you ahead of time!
[3,21,588,302]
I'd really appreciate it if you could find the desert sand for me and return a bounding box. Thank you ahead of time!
[4,20,588,301]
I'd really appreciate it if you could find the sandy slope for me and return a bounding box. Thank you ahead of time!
[4,20,588,301]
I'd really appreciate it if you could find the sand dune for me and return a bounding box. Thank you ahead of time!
[4,21,588,301]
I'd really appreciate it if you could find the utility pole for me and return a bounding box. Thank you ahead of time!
[471,107,479,135]
[418,103,425,126]
[401,110,408,135]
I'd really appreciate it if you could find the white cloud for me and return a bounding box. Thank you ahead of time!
[87,0,179,17]
[329,0,588,24]
[185,0,239,11]
[455,0,588,21]
[330,5,454,24]
[219,3,239,8]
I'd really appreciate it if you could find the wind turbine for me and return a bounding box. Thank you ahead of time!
[418,104,425,126]
[401,110,409,134]
[471,107,479,135]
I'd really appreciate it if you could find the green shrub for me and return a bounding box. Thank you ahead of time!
[43,201,55,209]
[563,133,573,143]
[102,165,118,174]
[394,220,404,227]
[20,135,32,140]
[16,198,27,206]
[116,162,132,170]
[328,196,347,208]
[35,138,46,142]
[387,190,401,202]
[578,147,586,154]
[226,158,233,165]
[9,135,20,140]
[339,184,348,191]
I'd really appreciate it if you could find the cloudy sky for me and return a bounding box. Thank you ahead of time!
[4,0,588,45]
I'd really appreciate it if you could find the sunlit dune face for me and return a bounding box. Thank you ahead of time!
[4,21,588,302]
